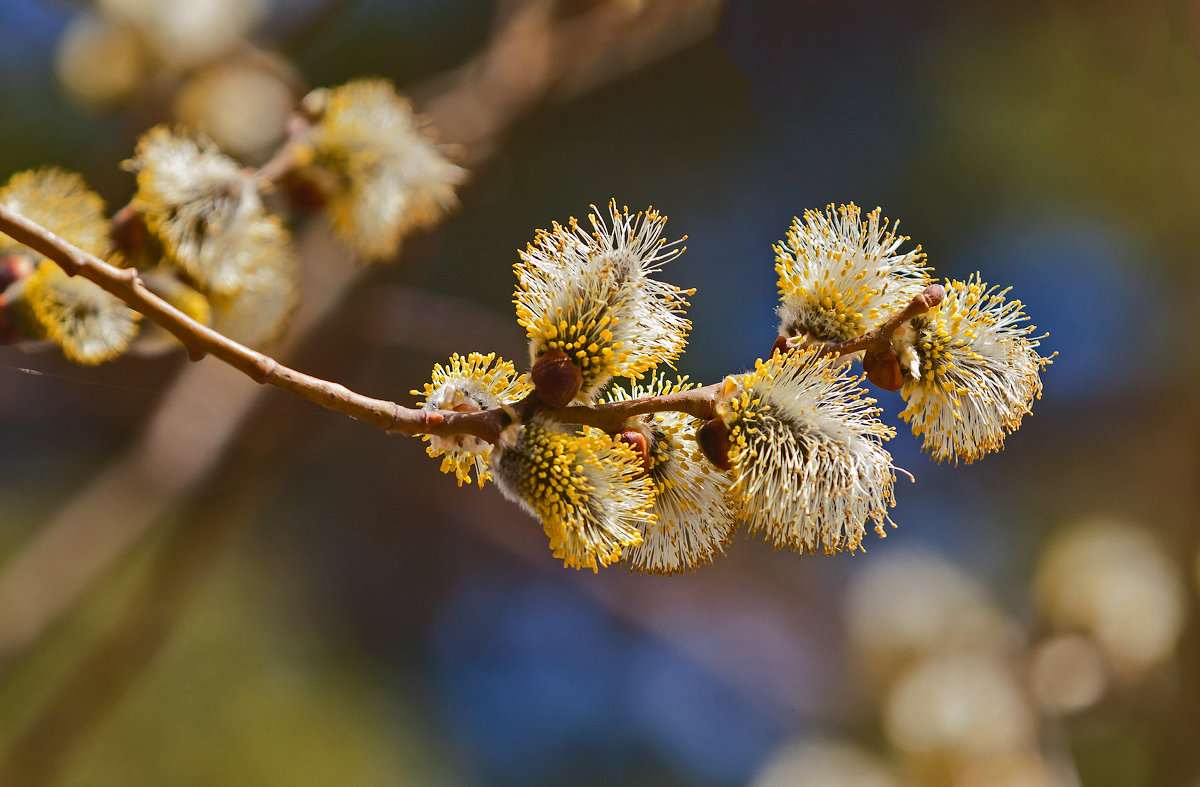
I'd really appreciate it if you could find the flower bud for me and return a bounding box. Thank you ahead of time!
[696,417,731,471]
[715,348,898,554]
[490,421,651,571]
[294,79,464,260]
[616,427,652,474]
[775,204,930,344]
[862,346,904,391]
[1,254,34,290]
[514,202,692,402]
[281,170,331,212]
[530,348,582,408]
[129,126,299,301]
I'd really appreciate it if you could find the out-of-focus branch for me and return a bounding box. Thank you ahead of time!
[0,224,356,670]
[545,0,723,101]
[0,447,272,787]
[420,0,722,163]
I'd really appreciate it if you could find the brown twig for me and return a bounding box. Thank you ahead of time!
[2,194,735,448]
[532,384,721,432]
[818,283,946,357]
[0,202,488,437]
[0,200,725,444]
[253,130,309,188]
[0,201,942,447]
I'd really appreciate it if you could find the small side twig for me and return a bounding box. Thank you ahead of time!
[253,112,313,188]
[820,283,946,357]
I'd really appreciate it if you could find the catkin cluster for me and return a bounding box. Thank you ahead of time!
[0,81,1050,573]
[0,78,463,363]
[412,202,1051,573]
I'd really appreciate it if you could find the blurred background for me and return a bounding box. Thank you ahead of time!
[0,0,1197,784]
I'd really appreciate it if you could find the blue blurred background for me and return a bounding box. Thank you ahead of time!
[0,1,1196,785]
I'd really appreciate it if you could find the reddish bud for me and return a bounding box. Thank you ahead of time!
[771,335,790,356]
[0,255,33,290]
[299,88,330,122]
[110,209,146,254]
[918,282,946,309]
[530,349,583,408]
[696,417,731,471]
[283,171,331,212]
[616,428,652,474]
[862,347,904,391]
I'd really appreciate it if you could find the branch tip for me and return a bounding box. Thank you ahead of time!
[918,282,945,309]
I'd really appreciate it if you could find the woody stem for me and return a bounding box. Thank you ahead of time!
[0,205,936,445]
[819,283,946,357]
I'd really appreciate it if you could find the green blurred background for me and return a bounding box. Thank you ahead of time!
[0,1,1197,785]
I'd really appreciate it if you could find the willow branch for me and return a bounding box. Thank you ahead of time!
[1,200,945,446]
[253,114,313,187]
[0,204,730,445]
[0,203,469,435]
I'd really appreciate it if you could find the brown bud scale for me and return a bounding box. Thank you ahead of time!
[283,171,332,212]
[616,428,652,474]
[530,349,583,408]
[862,347,904,392]
[0,254,33,291]
[696,417,731,471]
